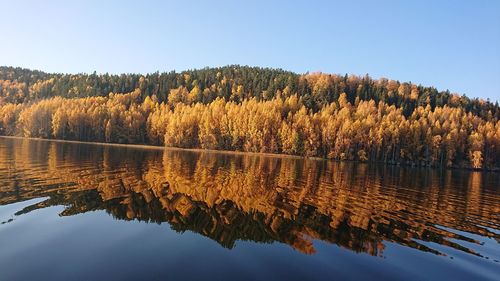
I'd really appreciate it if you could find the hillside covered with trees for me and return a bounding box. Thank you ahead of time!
[0,65,499,170]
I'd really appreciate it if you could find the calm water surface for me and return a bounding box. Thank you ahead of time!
[0,137,499,281]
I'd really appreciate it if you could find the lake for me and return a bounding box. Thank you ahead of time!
[0,137,498,281]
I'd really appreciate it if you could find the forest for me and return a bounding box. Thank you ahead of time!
[0,65,499,170]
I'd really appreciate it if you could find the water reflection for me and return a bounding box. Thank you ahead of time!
[0,138,499,259]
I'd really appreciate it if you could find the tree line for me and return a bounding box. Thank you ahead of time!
[0,65,499,169]
[0,87,498,170]
[1,65,499,120]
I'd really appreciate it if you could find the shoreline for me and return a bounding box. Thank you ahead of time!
[0,135,316,161]
[1,136,497,172]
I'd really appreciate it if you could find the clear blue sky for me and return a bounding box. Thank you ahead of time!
[1,0,499,101]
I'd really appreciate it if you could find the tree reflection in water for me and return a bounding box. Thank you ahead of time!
[0,138,499,258]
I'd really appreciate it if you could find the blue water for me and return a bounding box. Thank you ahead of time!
[0,137,498,281]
